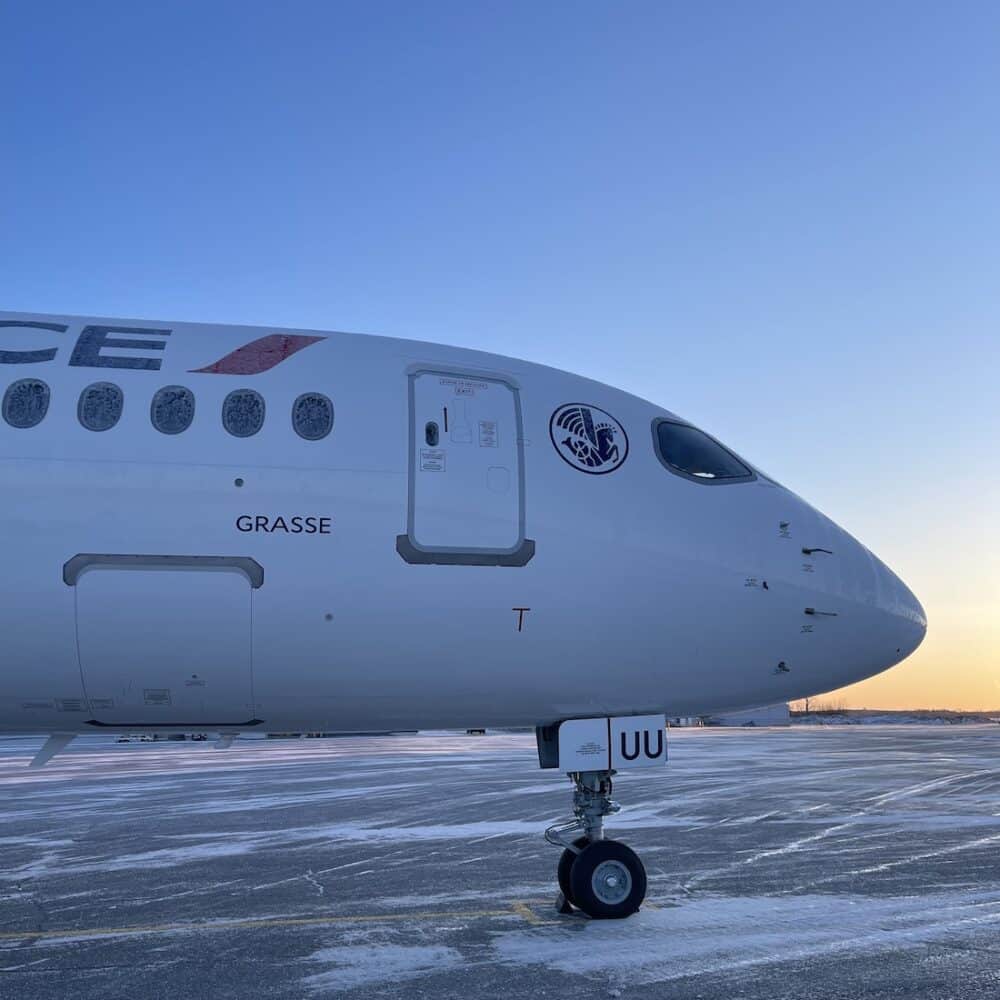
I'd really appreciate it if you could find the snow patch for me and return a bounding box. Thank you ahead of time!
[302,944,462,992]
[492,890,1000,986]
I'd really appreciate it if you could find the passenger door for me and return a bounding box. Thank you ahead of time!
[396,370,533,565]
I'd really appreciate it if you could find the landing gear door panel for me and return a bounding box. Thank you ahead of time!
[558,715,668,771]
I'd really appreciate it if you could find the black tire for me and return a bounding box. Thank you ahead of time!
[556,836,589,906]
[569,839,646,919]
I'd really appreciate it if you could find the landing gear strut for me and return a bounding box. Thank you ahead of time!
[545,770,647,919]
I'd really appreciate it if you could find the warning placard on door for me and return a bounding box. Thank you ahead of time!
[478,420,498,447]
[420,449,446,471]
[558,718,610,772]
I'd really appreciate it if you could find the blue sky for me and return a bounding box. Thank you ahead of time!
[2,2,998,706]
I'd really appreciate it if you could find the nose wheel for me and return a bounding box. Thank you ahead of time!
[570,839,647,918]
[546,770,647,919]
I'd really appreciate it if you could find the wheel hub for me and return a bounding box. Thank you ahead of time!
[591,859,632,905]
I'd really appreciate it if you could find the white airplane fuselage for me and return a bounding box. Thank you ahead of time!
[0,312,926,736]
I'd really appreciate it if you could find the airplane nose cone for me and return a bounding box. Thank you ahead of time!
[873,555,927,661]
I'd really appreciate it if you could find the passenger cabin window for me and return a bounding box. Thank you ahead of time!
[151,386,196,435]
[78,382,124,432]
[424,421,439,446]
[2,378,50,429]
[223,388,265,438]
[292,392,334,441]
[653,419,753,483]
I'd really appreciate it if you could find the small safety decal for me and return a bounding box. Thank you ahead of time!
[478,420,498,447]
[420,449,446,471]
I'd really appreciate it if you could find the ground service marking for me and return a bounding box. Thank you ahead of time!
[0,901,570,943]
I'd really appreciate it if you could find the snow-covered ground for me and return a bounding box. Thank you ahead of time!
[792,710,1000,725]
[2,727,999,999]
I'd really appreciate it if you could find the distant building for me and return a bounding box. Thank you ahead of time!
[704,703,790,727]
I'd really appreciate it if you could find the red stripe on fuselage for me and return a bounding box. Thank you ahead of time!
[190,334,326,375]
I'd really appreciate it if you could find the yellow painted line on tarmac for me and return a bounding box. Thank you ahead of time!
[0,901,564,944]
[511,901,555,926]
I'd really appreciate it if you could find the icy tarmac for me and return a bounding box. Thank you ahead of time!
[2,727,1000,999]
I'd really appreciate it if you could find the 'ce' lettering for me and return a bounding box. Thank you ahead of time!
[0,321,170,371]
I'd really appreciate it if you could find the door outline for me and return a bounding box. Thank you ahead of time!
[396,366,535,566]
[64,552,264,728]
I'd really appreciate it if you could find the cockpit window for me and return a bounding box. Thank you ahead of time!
[653,419,754,484]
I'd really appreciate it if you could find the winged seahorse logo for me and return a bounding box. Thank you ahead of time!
[550,404,629,474]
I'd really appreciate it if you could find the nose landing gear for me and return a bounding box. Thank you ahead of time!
[545,770,647,919]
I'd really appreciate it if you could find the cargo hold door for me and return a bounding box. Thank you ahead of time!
[67,555,261,727]
[396,371,534,566]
